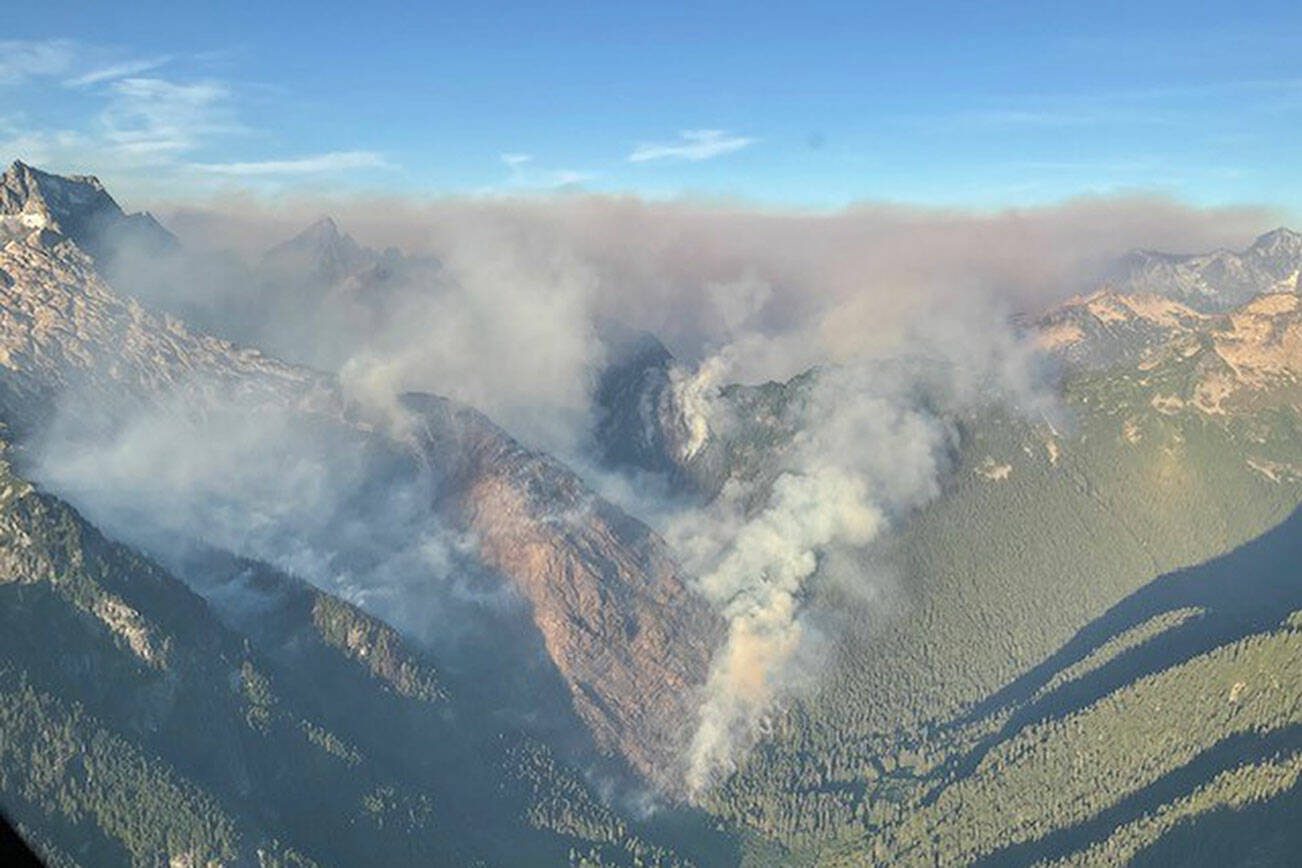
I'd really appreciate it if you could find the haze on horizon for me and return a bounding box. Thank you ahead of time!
[2,0,1300,215]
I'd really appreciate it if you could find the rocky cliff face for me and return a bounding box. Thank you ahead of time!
[0,227,323,429]
[593,323,685,478]
[592,324,813,505]
[407,393,721,789]
[0,161,175,266]
[1032,289,1210,369]
[1036,288,1302,416]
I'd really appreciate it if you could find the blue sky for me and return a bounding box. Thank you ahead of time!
[2,1,1300,210]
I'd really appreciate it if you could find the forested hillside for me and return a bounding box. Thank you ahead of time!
[698,321,1302,864]
[0,444,719,867]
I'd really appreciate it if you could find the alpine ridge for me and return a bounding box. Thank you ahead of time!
[1112,227,1302,311]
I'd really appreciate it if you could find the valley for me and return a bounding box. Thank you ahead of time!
[1,161,1299,866]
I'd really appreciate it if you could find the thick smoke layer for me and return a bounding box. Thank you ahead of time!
[40,188,1280,793]
[139,193,1273,452]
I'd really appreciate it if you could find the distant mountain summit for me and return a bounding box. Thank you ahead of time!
[0,160,176,264]
[260,215,381,285]
[1113,227,1302,311]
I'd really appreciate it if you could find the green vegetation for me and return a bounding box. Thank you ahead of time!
[0,444,711,866]
[0,670,245,866]
[692,357,1302,864]
[310,593,446,701]
[850,613,1302,864]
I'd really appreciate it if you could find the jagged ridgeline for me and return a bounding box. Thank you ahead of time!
[2,160,1302,866]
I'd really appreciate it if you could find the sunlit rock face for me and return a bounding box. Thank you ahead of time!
[1035,286,1302,415]
[404,392,722,791]
[0,160,176,266]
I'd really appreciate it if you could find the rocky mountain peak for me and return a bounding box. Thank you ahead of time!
[300,215,343,243]
[2,160,112,234]
[0,160,176,264]
[1249,226,1302,265]
[261,215,373,283]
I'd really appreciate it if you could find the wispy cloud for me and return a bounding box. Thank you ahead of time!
[0,127,92,169]
[547,169,592,186]
[1,38,392,192]
[66,55,172,87]
[192,150,393,176]
[0,39,76,85]
[99,77,242,159]
[628,129,756,163]
[489,150,592,191]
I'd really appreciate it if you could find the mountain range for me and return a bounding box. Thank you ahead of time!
[1,161,1300,866]
[1110,227,1302,311]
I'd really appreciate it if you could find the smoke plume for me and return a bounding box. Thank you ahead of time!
[28,184,1282,792]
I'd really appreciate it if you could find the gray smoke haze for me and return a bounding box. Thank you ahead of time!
[33,188,1281,794]
[30,380,509,648]
[136,192,1274,449]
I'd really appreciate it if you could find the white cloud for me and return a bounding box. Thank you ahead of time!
[547,169,593,186]
[99,77,241,159]
[0,43,233,170]
[628,129,756,163]
[0,126,92,167]
[0,39,386,187]
[66,55,172,87]
[488,151,593,192]
[192,150,393,176]
[0,39,76,85]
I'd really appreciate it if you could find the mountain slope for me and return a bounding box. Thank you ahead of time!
[6,162,1302,865]
[592,326,814,503]
[0,163,720,799]
[408,393,722,787]
[829,506,1302,866]
[0,441,717,866]
[592,284,1302,860]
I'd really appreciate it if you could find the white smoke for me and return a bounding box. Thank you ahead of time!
[29,382,505,646]
[139,192,1275,457]
[664,360,962,793]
